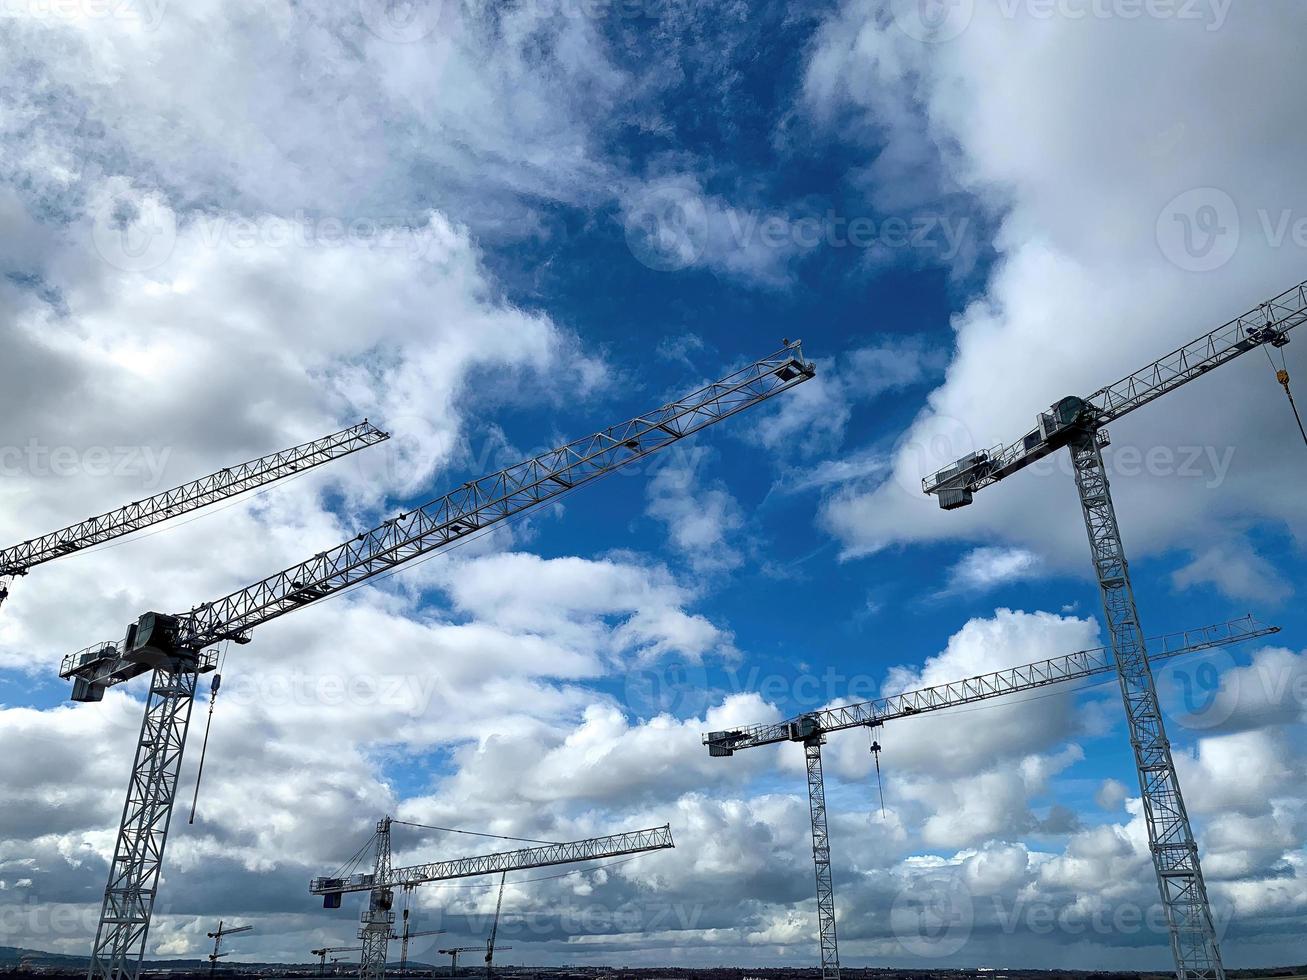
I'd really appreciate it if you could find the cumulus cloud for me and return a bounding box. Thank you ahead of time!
[943,546,1044,594]
[809,2,1307,571]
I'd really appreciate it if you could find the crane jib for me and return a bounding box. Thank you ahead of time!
[922,277,1307,507]
[309,825,675,897]
[59,347,814,698]
[178,351,812,649]
[0,420,389,578]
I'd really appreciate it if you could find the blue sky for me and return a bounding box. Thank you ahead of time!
[1,0,1306,971]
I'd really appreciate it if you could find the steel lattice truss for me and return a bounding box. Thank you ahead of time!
[312,826,675,895]
[1086,280,1307,420]
[0,421,389,579]
[923,279,1307,499]
[86,667,199,980]
[804,741,840,980]
[358,820,394,980]
[911,275,1305,980]
[62,345,813,683]
[63,347,807,980]
[704,615,1275,754]
[704,615,1275,979]
[1071,435,1223,979]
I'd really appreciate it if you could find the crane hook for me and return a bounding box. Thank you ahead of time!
[1276,368,1307,448]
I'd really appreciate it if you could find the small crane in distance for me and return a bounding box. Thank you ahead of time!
[205,922,252,978]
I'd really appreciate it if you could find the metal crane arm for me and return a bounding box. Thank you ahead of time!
[0,421,389,578]
[209,926,253,938]
[923,279,1307,507]
[61,345,814,696]
[311,825,674,896]
[704,615,1276,754]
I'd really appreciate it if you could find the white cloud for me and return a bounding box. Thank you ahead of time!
[0,2,626,237]
[755,338,947,461]
[807,3,1307,572]
[944,546,1043,594]
[1172,539,1294,604]
[645,450,745,576]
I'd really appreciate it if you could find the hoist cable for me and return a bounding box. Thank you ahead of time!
[1263,344,1307,448]
[390,820,562,846]
[331,832,380,880]
[870,736,886,819]
[187,641,230,825]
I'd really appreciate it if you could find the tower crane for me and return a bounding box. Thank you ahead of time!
[205,922,252,978]
[435,948,509,979]
[396,907,445,972]
[923,278,1307,980]
[311,823,675,980]
[484,872,506,979]
[311,947,362,976]
[60,344,812,980]
[704,615,1278,979]
[0,421,389,613]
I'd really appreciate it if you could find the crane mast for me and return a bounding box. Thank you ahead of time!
[923,280,1307,980]
[0,421,389,612]
[358,819,395,980]
[484,872,506,979]
[704,615,1277,977]
[314,825,673,980]
[60,345,809,980]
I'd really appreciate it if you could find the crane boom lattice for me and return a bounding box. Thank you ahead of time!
[0,421,389,586]
[704,615,1276,974]
[919,281,1307,980]
[315,825,672,980]
[57,347,808,980]
[312,825,675,896]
